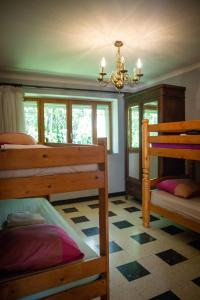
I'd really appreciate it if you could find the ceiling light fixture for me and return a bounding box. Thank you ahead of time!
[98,41,143,90]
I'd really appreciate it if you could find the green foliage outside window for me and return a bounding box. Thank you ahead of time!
[44,103,67,143]
[24,101,38,141]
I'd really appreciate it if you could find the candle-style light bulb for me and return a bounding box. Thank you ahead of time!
[137,58,142,69]
[100,57,106,69]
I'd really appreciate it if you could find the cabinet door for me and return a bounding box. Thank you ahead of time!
[143,101,158,179]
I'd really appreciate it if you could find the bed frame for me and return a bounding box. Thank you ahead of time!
[0,138,109,300]
[142,119,200,233]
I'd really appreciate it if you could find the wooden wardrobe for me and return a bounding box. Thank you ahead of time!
[125,84,185,200]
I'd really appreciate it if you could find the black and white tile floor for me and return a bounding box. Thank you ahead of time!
[55,196,200,300]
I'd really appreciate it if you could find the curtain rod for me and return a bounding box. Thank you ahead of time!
[0,82,121,95]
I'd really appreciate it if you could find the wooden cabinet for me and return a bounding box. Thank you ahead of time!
[125,84,185,200]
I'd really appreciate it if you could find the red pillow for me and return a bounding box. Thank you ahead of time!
[0,132,36,145]
[156,179,200,199]
[0,224,84,273]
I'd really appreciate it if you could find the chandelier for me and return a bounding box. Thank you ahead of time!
[98,41,143,90]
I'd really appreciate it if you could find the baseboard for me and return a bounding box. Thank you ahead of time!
[52,191,125,206]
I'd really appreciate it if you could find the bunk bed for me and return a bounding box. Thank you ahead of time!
[0,138,109,300]
[142,119,200,233]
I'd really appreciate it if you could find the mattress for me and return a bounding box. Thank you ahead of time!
[151,190,200,223]
[0,144,97,179]
[0,197,99,299]
[151,143,200,150]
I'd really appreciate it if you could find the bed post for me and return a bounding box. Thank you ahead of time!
[142,119,150,227]
[98,138,109,300]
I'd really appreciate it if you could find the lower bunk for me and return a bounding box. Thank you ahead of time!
[0,197,106,300]
[150,189,200,233]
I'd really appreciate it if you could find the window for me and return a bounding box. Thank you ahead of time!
[24,98,112,150]
[72,104,92,144]
[128,101,158,150]
[24,101,38,141]
[128,105,139,149]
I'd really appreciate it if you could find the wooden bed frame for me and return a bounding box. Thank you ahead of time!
[0,138,109,300]
[142,119,200,233]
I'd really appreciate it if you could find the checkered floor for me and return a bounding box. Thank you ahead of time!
[55,196,200,300]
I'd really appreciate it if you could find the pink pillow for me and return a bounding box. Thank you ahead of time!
[0,132,36,145]
[156,179,200,199]
[0,224,84,273]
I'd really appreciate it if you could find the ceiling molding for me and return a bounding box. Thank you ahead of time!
[0,61,199,94]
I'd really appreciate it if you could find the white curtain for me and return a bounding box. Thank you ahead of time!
[0,86,25,132]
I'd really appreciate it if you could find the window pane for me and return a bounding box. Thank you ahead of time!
[129,105,139,148]
[97,104,110,150]
[44,103,67,143]
[72,104,92,144]
[24,101,38,142]
[143,101,158,136]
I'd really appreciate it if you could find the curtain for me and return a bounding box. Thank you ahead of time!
[0,86,25,132]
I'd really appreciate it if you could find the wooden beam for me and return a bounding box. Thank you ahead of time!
[148,120,200,133]
[0,146,104,170]
[151,203,200,233]
[43,279,107,300]
[149,148,200,160]
[149,135,200,144]
[0,257,106,300]
[0,171,105,200]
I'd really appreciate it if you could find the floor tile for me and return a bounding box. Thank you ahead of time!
[112,220,134,229]
[140,215,160,222]
[131,232,156,244]
[82,226,99,237]
[156,249,187,266]
[188,239,200,250]
[124,206,140,213]
[149,290,180,300]
[117,261,150,282]
[96,241,123,254]
[63,207,78,213]
[71,216,89,224]
[108,211,117,217]
[192,277,200,287]
[111,199,126,205]
[161,225,184,235]
[88,203,99,209]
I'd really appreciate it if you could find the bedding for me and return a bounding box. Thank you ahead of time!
[0,224,84,273]
[5,211,45,228]
[156,179,200,199]
[0,144,98,179]
[151,143,200,150]
[0,133,36,145]
[151,190,200,223]
[0,197,99,300]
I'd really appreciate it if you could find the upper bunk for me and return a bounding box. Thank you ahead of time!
[0,139,107,200]
[142,119,200,161]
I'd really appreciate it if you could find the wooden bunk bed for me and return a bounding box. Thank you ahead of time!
[0,138,109,300]
[142,119,200,233]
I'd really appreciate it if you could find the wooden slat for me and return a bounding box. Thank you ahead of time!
[151,203,200,233]
[0,146,104,170]
[149,148,200,160]
[148,120,200,132]
[43,279,106,300]
[149,135,200,144]
[0,257,106,300]
[0,171,104,200]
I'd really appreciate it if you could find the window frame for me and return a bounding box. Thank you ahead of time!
[24,97,112,152]
[127,101,158,153]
